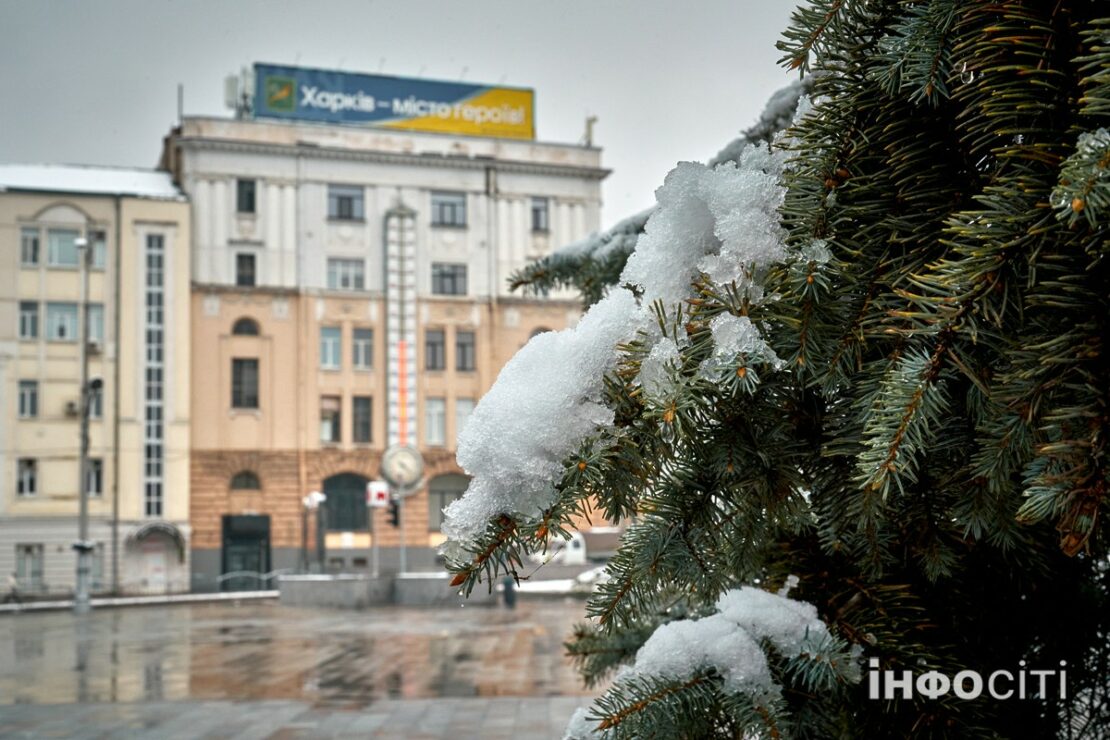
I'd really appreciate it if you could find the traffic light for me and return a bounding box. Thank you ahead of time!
[389,499,400,527]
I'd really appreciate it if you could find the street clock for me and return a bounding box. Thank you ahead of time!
[380,444,424,490]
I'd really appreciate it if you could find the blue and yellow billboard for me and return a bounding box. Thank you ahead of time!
[253,63,535,140]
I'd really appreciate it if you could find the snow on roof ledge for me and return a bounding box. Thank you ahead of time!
[0,164,184,200]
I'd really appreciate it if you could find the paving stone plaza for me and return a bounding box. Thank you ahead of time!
[0,599,596,738]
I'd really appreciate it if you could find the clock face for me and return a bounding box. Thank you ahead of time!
[381,445,424,489]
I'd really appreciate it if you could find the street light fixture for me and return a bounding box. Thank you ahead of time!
[301,491,326,573]
[73,236,93,614]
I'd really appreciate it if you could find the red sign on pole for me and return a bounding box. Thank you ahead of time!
[366,480,390,508]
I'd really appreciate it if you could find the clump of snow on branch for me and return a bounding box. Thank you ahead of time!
[563,706,602,740]
[632,613,775,696]
[442,289,643,548]
[621,146,786,308]
[696,148,787,289]
[547,79,812,275]
[636,337,682,401]
[702,314,785,378]
[620,588,835,700]
[800,238,832,265]
[444,141,792,547]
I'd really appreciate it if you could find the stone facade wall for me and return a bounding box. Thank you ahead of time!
[191,447,465,560]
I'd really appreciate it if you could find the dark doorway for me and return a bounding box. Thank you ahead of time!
[221,514,271,591]
[323,473,369,531]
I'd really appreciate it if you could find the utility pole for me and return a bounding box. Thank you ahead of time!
[73,236,93,614]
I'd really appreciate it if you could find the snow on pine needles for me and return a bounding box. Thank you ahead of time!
[443,142,790,550]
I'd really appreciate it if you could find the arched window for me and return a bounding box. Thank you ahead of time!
[230,471,261,490]
[232,317,260,336]
[428,473,469,532]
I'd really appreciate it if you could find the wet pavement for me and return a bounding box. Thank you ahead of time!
[0,598,598,738]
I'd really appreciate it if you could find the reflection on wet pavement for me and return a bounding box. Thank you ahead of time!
[0,599,595,707]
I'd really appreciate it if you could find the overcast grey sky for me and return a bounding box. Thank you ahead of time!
[0,0,797,228]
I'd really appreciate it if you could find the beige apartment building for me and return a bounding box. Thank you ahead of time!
[161,108,606,587]
[0,165,191,595]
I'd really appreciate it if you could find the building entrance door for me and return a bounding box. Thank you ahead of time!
[141,542,168,593]
[221,515,271,591]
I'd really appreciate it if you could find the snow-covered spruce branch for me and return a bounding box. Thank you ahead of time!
[506,78,812,305]
[565,586,860,739]
[442,139,799,583]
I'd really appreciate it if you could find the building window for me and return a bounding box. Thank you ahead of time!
[144,234,165,518]
[353,396,372,443]
[456,330,476,371]
[88,303,104,343]
[327,258,365,291]
[352,328,373,370]
[456,398,475,443]
[231,358,259,409]
[47,229,80,267]
[85,458,103,498]
[425,397,446,446]
[531,197,550,232]
[425,329,445,370]
[236,179,256,214]
[90,230,107,269]
[21,227,40,266]
[18,380,38,419]
[46,303,78,341]
[232,317,260,336]
[235,253,256,287]
[428,474,468,532]
[15,544,44,591]
[17,459,36,497]
[320,396,341,444]
[89,381,103,419]
[431,263,467,296]
[320,326,341,369]
[230,471,261,490]
[431,191,467,227]
[19,302,38,339]
[328,184,364,221]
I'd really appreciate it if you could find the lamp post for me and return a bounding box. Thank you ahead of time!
[73,236,93,614]
[302,491,326,573]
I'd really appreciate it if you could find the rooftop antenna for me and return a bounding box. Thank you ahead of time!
[582,115,599,147]
[224,74,242,118]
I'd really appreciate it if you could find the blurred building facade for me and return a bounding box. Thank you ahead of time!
[160,115,606,589]
[0,165,191,595]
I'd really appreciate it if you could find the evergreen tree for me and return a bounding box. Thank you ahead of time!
[447,1,1110,737]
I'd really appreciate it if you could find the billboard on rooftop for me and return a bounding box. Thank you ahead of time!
[252,63,535,140]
